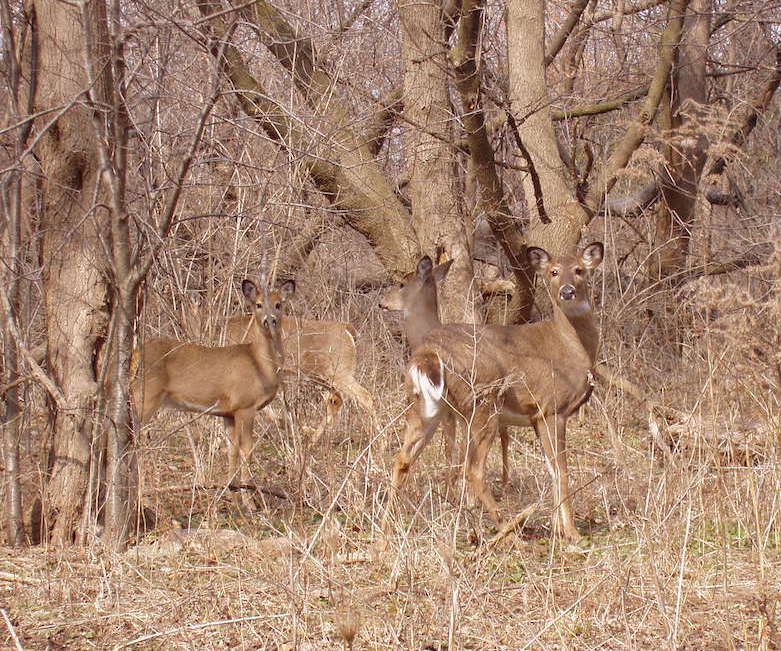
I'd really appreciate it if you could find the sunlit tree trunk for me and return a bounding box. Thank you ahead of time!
[506,0,590,257]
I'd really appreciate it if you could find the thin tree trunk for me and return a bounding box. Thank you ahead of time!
[1,0,31,546]
[650,0,710,283]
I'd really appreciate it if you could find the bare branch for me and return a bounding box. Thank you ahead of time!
[545,0,590,66]
[584,0,690,214]
[707,45,781,177]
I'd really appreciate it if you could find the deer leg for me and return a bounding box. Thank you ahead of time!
[234,409,257,512]
[440,409,459,490]
[553,414,579,541]
[310,390,342,446]
[381,407,442,535]
[336,377,374,414]
[464,408,502,527]
[224,415,243,510]
[534,414,581,542]
[500,425,510,487]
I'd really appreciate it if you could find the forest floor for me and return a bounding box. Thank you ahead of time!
[3,395,780,650]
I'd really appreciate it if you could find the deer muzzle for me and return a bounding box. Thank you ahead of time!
[559,284,577,301]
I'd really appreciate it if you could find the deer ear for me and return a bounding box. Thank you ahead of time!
[241,279,258,302]
[279,279,296,300]
[416,256,433,279]
[432,258,454,283]
[526,246,551,271]
[581,242,604,269]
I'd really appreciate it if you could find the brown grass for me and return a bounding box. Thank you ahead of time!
[3,216,781,648]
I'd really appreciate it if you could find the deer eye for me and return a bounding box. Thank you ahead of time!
[399,283,405,289]
[275,303,281,310]
[574,267,584,276]
[551,269,559,277]
[256,303,263,309]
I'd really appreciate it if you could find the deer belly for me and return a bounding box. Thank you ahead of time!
[499,409,532,427]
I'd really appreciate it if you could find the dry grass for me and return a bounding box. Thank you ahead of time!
[4,281,781,648]
[3,219,781,648]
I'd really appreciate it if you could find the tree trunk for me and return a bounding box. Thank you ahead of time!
[398,0,477,322]
[34,0,109,544]
[1,202,25,546]
[650,0,710,283]
[506,0,590,257]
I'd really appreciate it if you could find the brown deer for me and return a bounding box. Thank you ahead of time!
[383,242,604,542]
[379,255,514,487]
[227,280,373,444]
[132,279,287,510]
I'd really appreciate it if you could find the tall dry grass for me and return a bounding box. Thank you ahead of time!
[4,208,780,648]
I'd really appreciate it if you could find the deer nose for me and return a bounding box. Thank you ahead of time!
[263,315,278,329]
[559,284,576,301]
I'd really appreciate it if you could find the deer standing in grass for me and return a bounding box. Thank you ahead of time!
[227,281,373,444]
[379,256,514,487]
[382,242,604,542]
[132,279,286,511]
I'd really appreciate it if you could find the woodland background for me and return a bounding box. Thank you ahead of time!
[1,0,780,647]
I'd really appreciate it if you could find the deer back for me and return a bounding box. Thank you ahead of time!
[409,243,603,421]
[226,281,359,385]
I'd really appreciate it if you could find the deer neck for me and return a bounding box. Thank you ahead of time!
[403,286,441,350]
[250,316,283,375]
[552,304,599,366]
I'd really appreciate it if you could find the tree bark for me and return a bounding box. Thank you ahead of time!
[506,0,590,257]
[397,0,476,322]
[33,0,110,544]
[1,0,33,546]
[649,0,710,283]
[453,0,535,322]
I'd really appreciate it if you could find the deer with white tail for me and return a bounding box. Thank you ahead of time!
[382,242,604,543]
[379,254,515,488]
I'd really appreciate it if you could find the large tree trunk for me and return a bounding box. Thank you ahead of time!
[397,0,477,322]
[34,0,110,544]
[506,0,590,257]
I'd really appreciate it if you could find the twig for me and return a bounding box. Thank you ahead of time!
[486,503,538,548]
[0,375,29,396]
[0,287,66,409]
[144,483,288,500]
[0,571,40,585]
[118,614,286,648]
[1,608,23,651]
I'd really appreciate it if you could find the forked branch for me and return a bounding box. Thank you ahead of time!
[583,0,690,214]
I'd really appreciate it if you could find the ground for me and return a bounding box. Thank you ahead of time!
[2,395,779,649]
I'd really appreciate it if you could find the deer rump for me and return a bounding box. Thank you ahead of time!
[409,323,594,425]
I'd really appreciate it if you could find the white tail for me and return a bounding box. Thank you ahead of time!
[408,357,445,419]
[379,254,515,486]
[132,278,288,511]
[227,281,373,444]
[383,242,604,543]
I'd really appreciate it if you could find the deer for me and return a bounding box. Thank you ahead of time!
[226,280,373,445]
[379,255,514,487]
[382,242,604,543]
[131,279,287,511]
